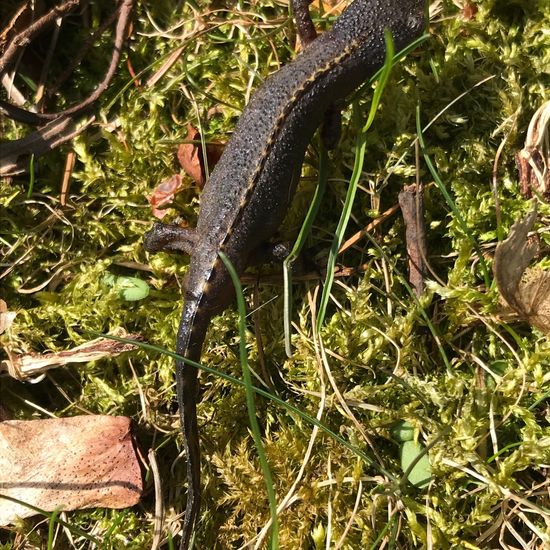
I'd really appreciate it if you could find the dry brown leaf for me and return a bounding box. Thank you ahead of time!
[177,124,224,189]
[148,174,183,219]
[0,329,141,380]
[494,207,550,333]
[517,100,550,200]
[0,415,142,525]
[462,1,478,20]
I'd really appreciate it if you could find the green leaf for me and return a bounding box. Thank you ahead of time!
[400,440,431,489]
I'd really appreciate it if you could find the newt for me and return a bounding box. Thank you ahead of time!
[144,0,426,546]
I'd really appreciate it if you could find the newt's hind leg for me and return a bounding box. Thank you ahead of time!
[321,103,342,149]
[248,241,291,266]
[144,222,197,255]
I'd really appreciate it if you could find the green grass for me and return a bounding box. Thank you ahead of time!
[1,0,550,548]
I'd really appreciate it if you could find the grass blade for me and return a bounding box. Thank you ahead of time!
[97,331,395,480]
[316,30,395,331]
[283,143,329,357]
[219,251,279,549]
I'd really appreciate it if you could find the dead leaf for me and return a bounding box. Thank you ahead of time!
[0,415,142,525]
[517,100,550,200]
[177,124,224,189]
[494,207,550,333]
[0,328,141,380]
[462,2,478,20]
[494,208,538,309]
[148,174,183,219]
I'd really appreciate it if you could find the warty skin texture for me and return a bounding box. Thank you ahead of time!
[144,0,426,547]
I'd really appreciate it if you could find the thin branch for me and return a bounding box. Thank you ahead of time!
[0,0,82,74]
[398,183,427,297]
[0,115,94,176]
[47,3,123,99]
[0,0,134,124]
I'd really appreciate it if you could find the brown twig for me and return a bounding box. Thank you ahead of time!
[240,262,371,286]
[0,0,82,74]
[0,0,133,124]
[0,115,94,176]
[338,204,400,254]
[60,150,76,206]
[398,182,427,297]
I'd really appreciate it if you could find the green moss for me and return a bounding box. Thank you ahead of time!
[1,0,550,547]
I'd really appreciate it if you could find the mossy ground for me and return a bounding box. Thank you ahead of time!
[1,0,549,548]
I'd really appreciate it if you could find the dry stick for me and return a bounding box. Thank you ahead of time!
[47,3,123,99]
[0,100,47,124]
[0,0,133,125]
[1,73,26,105]
[239,262,370,286]
[0,0,81,74]
[148,449,165,550]
[398,184,426,296]
[60,150,76,206]
[0,116,94,173]
[0,115,74,157]
[397,134,427,297]
[338,204,400,254]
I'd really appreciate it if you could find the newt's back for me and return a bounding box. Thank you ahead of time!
[195,0,426,273]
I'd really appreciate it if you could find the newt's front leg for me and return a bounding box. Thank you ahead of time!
[144,222,197,255]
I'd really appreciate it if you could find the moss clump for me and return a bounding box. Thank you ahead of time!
[1,0,550,548]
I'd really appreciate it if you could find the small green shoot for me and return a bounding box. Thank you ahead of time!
[47,508,61,550]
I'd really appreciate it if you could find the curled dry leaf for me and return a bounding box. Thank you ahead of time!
[177,124,224,189]
[148,174,183,219]
[462,1,478,20]
[493,207,550,333]
[517,100,550,200]
[0,328,141,380]
[0,415,142,525]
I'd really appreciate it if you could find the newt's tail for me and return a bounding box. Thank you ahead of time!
[175,297,209,550]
